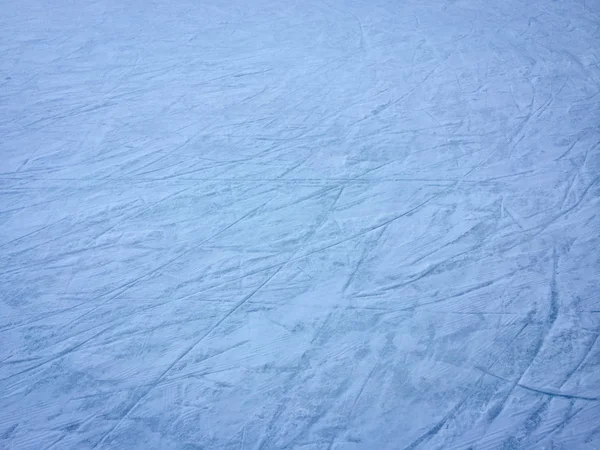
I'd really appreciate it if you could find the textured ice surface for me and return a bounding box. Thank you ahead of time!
[1,0,600,448]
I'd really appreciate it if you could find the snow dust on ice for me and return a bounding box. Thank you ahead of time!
[1,0,600,448]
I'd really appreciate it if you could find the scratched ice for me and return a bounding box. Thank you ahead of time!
[1,0,599,448]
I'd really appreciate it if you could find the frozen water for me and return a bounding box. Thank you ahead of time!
[1,0,600,448]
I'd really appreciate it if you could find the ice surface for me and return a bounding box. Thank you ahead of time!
[1,0,600,448]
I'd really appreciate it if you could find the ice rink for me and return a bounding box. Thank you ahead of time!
[1,0,600,448]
